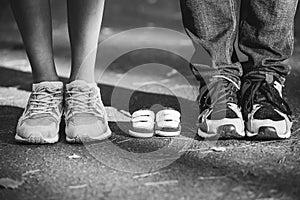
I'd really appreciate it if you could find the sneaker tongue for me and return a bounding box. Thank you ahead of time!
[32,81,63,92]
[210,78,238,104]
[31,81,62,101]
[66,80,98,104]
[30,82,62,111]
[29,113,54,120]
[254,80,283,104]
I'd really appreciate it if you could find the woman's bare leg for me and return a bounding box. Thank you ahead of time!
[67,0,105,83]
[10,0,58,83]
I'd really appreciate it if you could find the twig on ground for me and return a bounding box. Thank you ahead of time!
[68,154,81,159]
[211,146,226,152]
[292,127,300,135]
[179,148,212,153]
[117,139,132,144]
[144,180,178,186]
[22,169,40,176]
[68,184,88,189]
[133,171,160,179]
[161,136,193,141]
[198,176,227,180]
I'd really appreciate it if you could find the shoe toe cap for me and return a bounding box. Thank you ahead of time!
[66,120,110,141]
[17,122,58,138]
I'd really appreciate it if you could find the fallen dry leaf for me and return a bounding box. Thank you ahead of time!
[68,154,81,159]
[211,146,226,152]
[0,178,23,189]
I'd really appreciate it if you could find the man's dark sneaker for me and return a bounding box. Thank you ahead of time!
[241,74,292,139]
[197,75,245,139]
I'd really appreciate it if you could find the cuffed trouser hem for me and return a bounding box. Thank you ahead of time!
[190,62,243,89]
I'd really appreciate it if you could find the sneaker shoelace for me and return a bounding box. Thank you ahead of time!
[198,75,239,112]
[241,73,292,118]
[66,88,103,118]
[27,88,61,116]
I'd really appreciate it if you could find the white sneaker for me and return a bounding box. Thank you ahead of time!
[64,80,111,143]
[15,81,64,144]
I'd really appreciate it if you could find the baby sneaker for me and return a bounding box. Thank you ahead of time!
[16,81,64,144]
[128,110,155,138]
[64,80,111,143]
[155,109,181,137]
[128,109,181,138]
[241,74,292,139]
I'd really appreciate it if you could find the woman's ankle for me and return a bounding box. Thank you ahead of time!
[69,76,95,84]
[33,76,60,84]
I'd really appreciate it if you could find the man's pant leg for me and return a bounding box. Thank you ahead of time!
[239,0,299,80]
[180,0,242,84]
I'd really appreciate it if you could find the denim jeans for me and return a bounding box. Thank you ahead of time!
[180,0,299,85]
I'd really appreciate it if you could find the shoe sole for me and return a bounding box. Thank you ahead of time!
[246,117,292,139]
[66,129,112,143]
[155,125,182,137]
[128,127,181,138]
[246,107,292,139]
[15,134,59,144]
[128,130,180,138]
[197,116,245,139]
[246,126,291,140]
[128,129,154,138]
[155,130,181,137]
[198,124,245,139]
